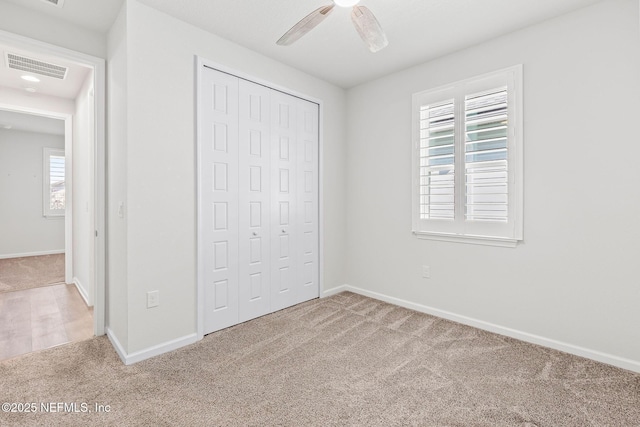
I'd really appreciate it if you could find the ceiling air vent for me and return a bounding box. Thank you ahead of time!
[6,53,68,80]
[40,0,65,7]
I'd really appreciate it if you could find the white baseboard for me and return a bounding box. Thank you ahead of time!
[106,327,198,366]
[106,328,128,365]
[0,249,65,260]
[321,285,347,298]
[72,277,91,307]
[340,284,640,374]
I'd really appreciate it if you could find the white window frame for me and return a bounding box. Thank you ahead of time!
[411,65,523,247]
[43,147,65,218]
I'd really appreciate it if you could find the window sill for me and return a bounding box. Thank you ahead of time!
[412,231,520,248]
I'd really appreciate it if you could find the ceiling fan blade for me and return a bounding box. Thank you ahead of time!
[277,5,335,46]
[351,5,389,53]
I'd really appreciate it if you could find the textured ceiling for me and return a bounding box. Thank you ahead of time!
[0,41,91,99]
[1,0,125,32]
[1,0,603,88]
[135,0,603,88]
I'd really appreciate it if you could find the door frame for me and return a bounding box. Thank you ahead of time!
[0,107,72,269]
[0,29,107,336]
[195,56,324,339]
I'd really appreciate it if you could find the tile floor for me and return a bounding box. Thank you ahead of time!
[0,284,93,361]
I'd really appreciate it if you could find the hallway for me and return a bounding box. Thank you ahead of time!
[0,283,93,361]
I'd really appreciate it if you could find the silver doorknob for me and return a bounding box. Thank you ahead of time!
[281,229,286,234]
[252,232,257,236]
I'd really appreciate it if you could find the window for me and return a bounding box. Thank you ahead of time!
[412,65,523,246]
[43,147,65,217]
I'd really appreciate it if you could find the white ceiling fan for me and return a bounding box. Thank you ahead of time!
[277,0,388,53]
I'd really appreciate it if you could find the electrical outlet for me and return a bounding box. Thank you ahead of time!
[422,265,431,279]
[147,290,160,308]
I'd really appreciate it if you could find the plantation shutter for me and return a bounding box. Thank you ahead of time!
[464,88,509,222]
[49,154,65,210]
[419,100,455,220]
[43,148,65,217]
[412,65,522,245]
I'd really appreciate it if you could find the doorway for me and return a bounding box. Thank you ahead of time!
[0,109,94,360]
[0,108,92,360]
[0,30,106,350]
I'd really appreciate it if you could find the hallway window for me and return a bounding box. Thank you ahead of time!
[43,147,65,217]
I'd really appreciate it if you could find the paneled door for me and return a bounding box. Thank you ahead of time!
[270,91,299,312]
[296,99,319,304]
[238,79,272,323]
[199,64,320,335]
[200,68,240,334]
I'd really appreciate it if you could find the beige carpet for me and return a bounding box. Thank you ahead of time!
[1,292,639,426]
[0,254,65,293]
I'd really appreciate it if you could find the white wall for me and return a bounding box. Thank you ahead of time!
[0,1,106,59]
[0,129,65,257]
[72,72,95,304]
[0,87,74,116]
[106,4,129,351]
[345,0,640,367]
[109,0,347,355]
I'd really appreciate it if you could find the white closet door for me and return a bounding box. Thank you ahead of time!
[270,91,299,311]
[238,79,271,322]
[201,68,240,334]
[296,99,319,304]
[199,65,320,334]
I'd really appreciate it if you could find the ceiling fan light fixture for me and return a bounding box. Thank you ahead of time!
[278,0,387,52]
[334,0,360,7]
